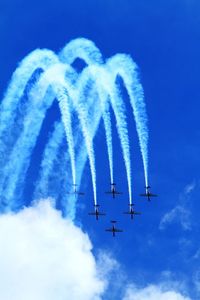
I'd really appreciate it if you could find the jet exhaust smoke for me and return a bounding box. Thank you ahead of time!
[0,38,148,215]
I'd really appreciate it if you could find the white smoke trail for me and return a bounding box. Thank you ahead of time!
[56,89,76,185]
[77,64,132,203]
[59,37,103,66]
[35,83,103,219]
[107,54,149,187]
[58,38,104,206]
[102,108,113,184]
[41,64,77,187]
[0,91,55,208]
[73,80,98,206]
[0,64,78,208]
[0,37,148,215]
[0,49,58,136]
[34,121,65,199]
[109,86,132,204]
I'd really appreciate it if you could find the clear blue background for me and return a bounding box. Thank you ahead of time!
[1,0,200,298]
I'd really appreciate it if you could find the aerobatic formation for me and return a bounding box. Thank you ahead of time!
[0,37,157,230]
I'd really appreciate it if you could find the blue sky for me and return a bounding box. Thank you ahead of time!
[0,0,200,299]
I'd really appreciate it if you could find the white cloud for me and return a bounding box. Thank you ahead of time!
[159,181,196,231]
[0,199,106,300]
[0,198,193,300]
[123,284,191,300]
[184,182,196,194]
[159,205,191,231]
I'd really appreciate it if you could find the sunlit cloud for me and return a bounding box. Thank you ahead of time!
[0,198,193,300]
[123,284,191,300]
[0,199,106,300]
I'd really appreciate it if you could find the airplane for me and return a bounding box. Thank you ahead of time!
[105,221,123,237]
[105,183,123,198]
[123,204,141,220]
[140,186,157,201]
[67,184,85,196]
[88,204,106,221]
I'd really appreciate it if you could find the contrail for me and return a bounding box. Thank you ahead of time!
[59,37,103,66]
[93,77,114,187]
[109,85,132,204]
[56,89,76,185]
[102,107,114,184]
[0,50,59,194]
[34,121,65,199]
[58,38,104,206]
[107,54,149,188]
[34,121,76,219]
[0,37,148,216]
[42,64,77,187]
[0,64,78,209]
[81,64,132,203]
[0,49,58,136]
[73,77,97,205]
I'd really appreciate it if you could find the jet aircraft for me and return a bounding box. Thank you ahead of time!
[105,183,122,198]
[140,186,157,201]
[88,204,106,221]
[123,204,141,220]
[105,221,123,237]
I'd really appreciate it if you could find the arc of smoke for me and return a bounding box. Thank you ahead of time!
[0,91,56,208]
[43,64,77,186]
[0,49,58,137]
[35,63,100,208]
[107,54,149,188]
[0,38,148,216]
[88,66,132,204]
[58,37,104,205]
[0,64,77,208]
[59,37,103,66]
[35,82,102,219]
[79,65,132,204]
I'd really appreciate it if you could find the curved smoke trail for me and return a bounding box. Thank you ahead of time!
[59,37,103,66]
[0,49,58,136]
[107,54,149,188]
[77,64,132,203]
[0,37,148,216]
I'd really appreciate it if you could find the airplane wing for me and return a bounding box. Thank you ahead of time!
[115,229,123,232]
[78,192,85,195]
[105,191,112,194]
[149,193,157,197]
[115,191,123,195]
[134,212,141,215]
[140,194,148,197]
[88,212,96,215]
[105,229,113,232]
[98,212,106,216]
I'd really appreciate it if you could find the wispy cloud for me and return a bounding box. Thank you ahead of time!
[183,182,196,195]
[159,181,196,231]
[123,284,191,300]
[159,205,191,231]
